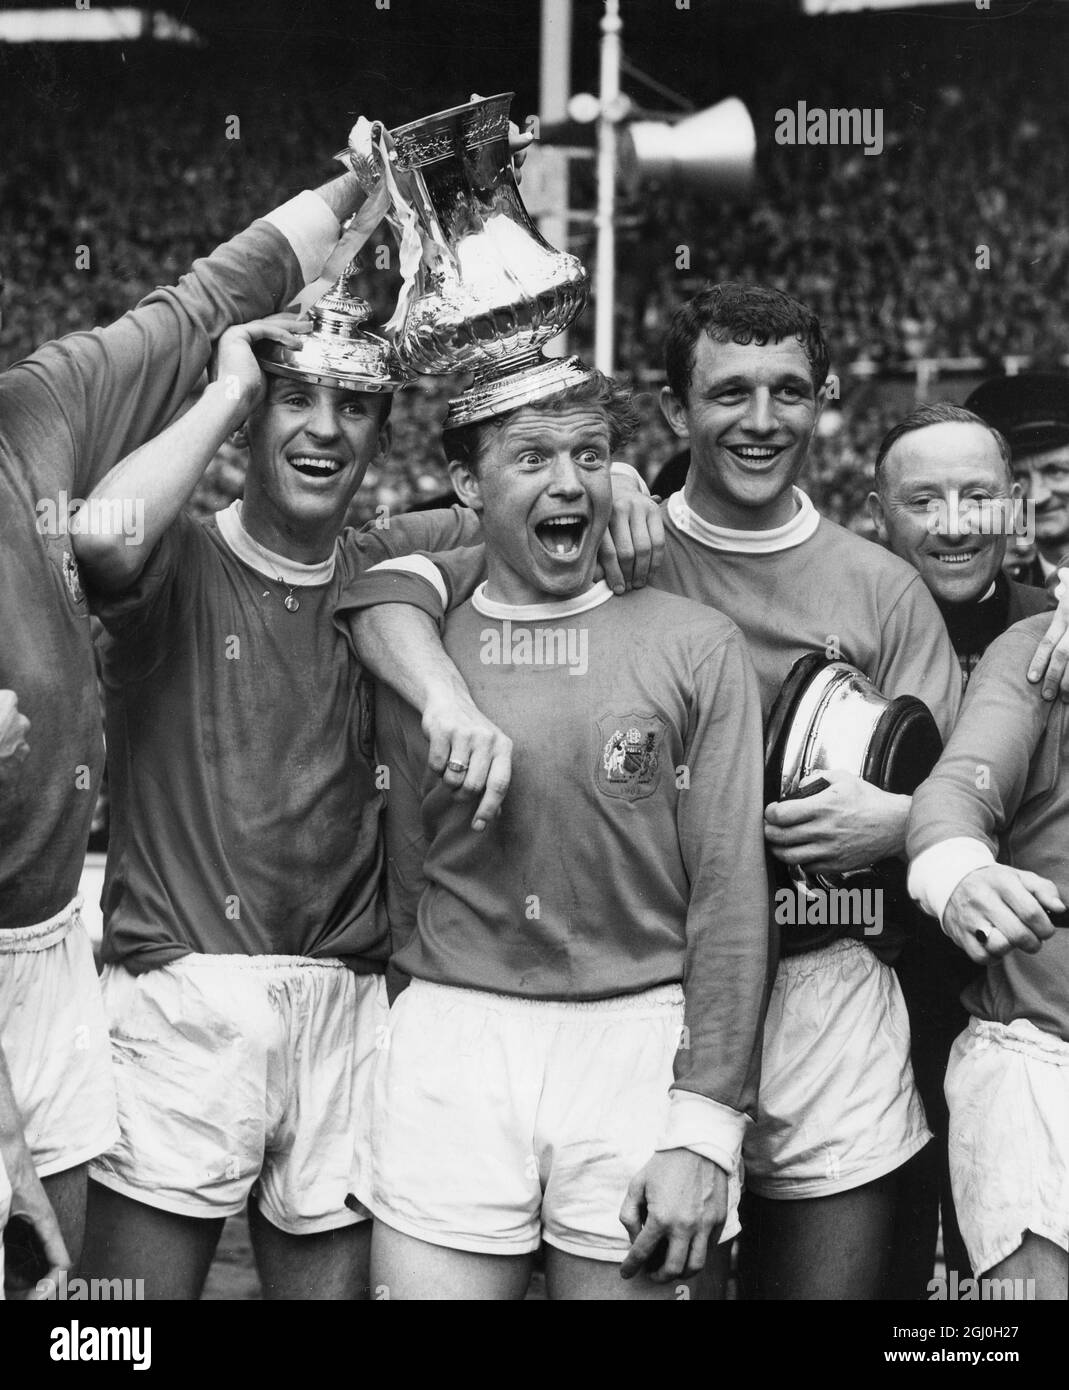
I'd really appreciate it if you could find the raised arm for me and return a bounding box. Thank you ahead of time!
[70,316,304,593]
[0,168,364,500]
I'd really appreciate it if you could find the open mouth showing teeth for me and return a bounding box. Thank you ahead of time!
[933,552,979,565]
[289,455,343,478]
[728,445,784,464]
[535,514,589,559]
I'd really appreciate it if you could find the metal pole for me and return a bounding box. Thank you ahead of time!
[539,0,573,356]
[594,0,621,375]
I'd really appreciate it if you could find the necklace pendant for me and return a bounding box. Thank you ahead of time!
[283,594,300,613]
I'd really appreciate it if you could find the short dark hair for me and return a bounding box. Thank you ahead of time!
[664,282,830,403]
[874,402,1011,493]
[442,371,641,472]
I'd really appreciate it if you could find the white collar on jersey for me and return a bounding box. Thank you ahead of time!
[667,486,820,554]
[472,580,614,621]
[215,500,335,586]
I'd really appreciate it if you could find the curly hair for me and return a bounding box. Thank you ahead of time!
[665,282,830,403]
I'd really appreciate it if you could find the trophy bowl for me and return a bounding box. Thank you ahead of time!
[255,270,411,394]
[352,94,590,414]
[764,653,944,952]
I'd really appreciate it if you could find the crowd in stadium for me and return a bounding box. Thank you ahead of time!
[3,16,1068,524]
[4,3,1069,1311]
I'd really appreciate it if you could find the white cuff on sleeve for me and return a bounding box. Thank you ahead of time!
[263,190,343,287]
[366,556,448,609]
[907,837,997,925]
[610,461,650,496]
[655,1091,747,1175]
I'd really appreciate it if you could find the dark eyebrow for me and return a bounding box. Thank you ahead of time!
[703,373,813,395]
[702,376,751,394]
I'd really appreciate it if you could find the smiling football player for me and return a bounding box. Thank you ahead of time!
[348,365,773,1300]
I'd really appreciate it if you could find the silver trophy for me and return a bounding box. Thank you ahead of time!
[255,264,411,393]
[348,93,593,425]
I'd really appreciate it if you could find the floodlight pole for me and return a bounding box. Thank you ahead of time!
[540,0,573,356]
[594,0,621,375]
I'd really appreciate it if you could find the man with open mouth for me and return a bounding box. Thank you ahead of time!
[67,271,662,1298]
[340,282,1069,1303]
[339,365,772,1300]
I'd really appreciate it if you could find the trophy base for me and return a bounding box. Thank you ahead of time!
[445,354,596,429]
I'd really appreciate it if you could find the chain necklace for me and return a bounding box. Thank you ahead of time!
[262,576,300,612]
[227,506,331,614]
[259,577,301,612]
[276,577,300,613]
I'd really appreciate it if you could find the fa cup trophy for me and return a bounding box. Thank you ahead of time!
[346,93,593,425]
[255,264,411,394]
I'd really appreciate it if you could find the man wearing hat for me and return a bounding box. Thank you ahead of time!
[966,372,1069,588]
[343,359,772,1300]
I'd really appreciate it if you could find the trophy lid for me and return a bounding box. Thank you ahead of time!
[444,353,597,429]
[256,273,411,394]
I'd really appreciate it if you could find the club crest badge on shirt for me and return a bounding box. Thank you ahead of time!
[596,714,666,800]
